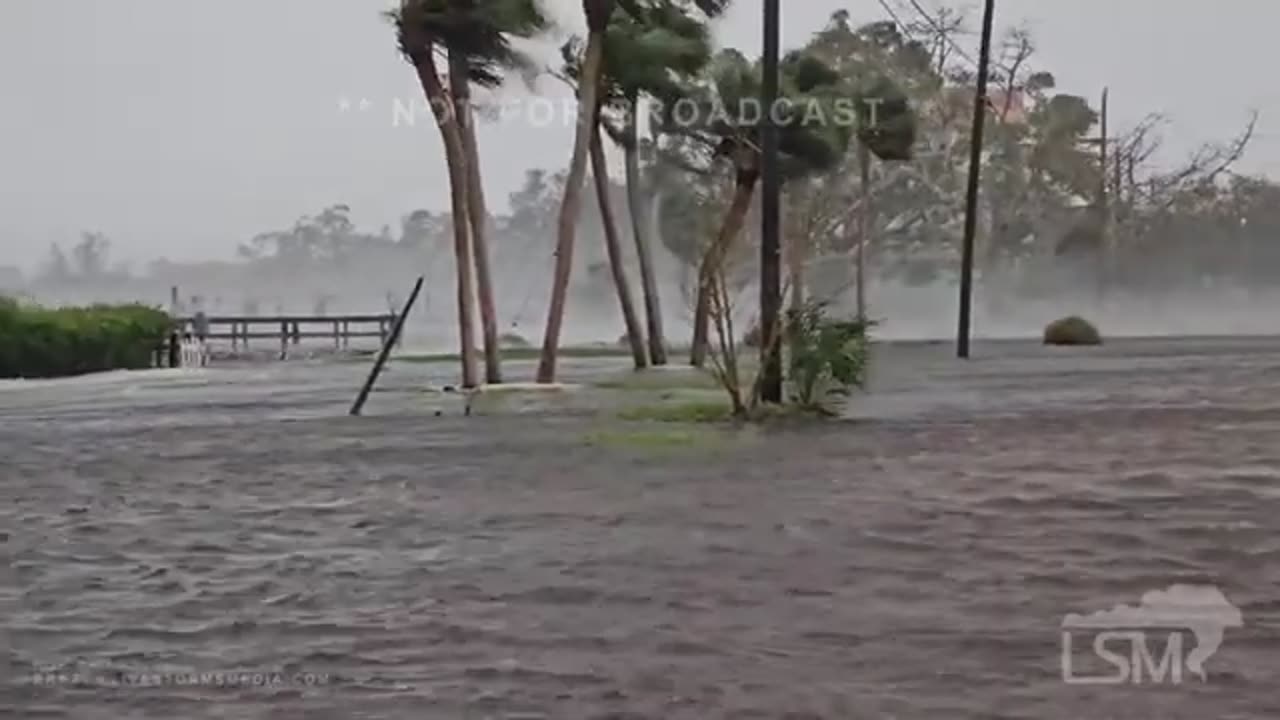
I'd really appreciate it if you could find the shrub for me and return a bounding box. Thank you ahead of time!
[1043,316,1102,346]
[785,301,872,415]
[0,298,173,379]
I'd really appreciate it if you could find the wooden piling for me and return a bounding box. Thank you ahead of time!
[167,329,181,368]
[350,276,424,416]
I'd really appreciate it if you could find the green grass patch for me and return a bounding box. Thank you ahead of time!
[618,398,734,423]
[583,425,737,451]
[593,366,722,391]
[397,345,638,363]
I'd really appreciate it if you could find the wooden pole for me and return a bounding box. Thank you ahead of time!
[350,276,425,417]
[167,328,181,368]
[956,0,996,359]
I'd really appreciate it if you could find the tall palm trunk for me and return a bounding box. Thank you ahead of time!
[785,195,805,313]
[591,124,647,369]
[691,163,759,367]
[624,93,667,365]
[787,245,805,313]
[449,55,502,385]
[537,27,607,383]
[414,52,478,388]
[856,142,871,320]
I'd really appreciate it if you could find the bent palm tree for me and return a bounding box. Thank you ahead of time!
[559,36,647,367]
[391,0,550,386]
[537,0,732,383]
[599,2,720,365]
[590,118,648,367]
[389,1,479,388]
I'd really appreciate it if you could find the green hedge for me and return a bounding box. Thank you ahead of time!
[0,297,174,379]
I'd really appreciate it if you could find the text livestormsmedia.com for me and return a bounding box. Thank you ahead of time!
[23,670,333,689]
[373,95,891,128]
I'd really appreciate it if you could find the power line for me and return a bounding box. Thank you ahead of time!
[890,0,1014,77]
[874,0,920,43]
[901,0,980,70]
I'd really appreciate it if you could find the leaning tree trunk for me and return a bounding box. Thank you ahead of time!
[856,142,871,321]
[537,29,607,383]
[591,124,647,369]
[784,196,805,313]
[415,53,478,388]
[449,54,502,385]
[624,94,667,365]
[691,165,759,367]
[787,244,805,313]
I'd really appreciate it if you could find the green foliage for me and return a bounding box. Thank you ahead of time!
[784,300,871,414]
[1043,316,1102,346]
[0,298,173,379]
[584,425,729,451]
[852,75,915,161]
[388,0,550,84]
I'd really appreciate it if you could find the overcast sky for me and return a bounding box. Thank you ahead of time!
[2,0,1276,269]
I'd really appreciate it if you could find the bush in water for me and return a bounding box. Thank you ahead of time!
[0,297,173,379]
[785,301,873,415]
[1043,315,1102,346]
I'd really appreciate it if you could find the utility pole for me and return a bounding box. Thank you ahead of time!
[955,0,996,359]
[1100,88,1109,218]
[1098,88,1110,299]
[856,142,871,320]
[759,0,783,402]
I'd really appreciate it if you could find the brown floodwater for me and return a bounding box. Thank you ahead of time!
[4,337,1280,718]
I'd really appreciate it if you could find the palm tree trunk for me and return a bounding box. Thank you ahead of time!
[624,94,667,365]
[415,53,478,388]
[785,199,805,313]
[537,29,606,383]
[591,124,647,369]
[691,170,759,367]
[788,250,804,313]
[856,142,871,321]
[449,54,502,385]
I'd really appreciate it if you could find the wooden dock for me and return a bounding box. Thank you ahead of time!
[159,312,398,364]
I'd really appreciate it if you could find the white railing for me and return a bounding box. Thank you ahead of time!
[179,338,209,368]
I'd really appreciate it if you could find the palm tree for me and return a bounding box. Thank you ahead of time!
[598,2,719,365]
[389,0,479,387]
[558,36,647,367]
[390,0,550,387]
[537,0,731,383]
[448,1,549,384]
[590,116,649,367]
[555,5,713,368]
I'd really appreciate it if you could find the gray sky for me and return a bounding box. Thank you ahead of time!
[2,0,1276,269]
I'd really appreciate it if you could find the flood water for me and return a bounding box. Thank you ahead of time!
[4,337,1280,719]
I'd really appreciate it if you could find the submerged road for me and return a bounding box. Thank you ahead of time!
[4,337,1280,718]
